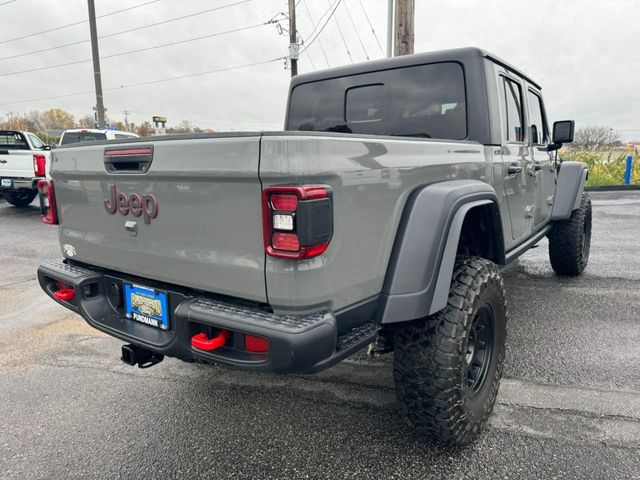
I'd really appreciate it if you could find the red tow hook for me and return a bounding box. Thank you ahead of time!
[191,330,230,351]
[53,288,76,301]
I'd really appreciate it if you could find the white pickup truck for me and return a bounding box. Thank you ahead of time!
[0,130,51,207]
[59,128,139,145]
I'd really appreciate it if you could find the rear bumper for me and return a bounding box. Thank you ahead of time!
[0,177,39,190]
[37,259,378,373]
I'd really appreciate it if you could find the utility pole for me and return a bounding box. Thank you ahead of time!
[123,110,131,131]
[87,0,106,128]
[394,0,415,56]
[288,0,298,77]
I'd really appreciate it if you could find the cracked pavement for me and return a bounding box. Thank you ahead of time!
[0,191,639,479]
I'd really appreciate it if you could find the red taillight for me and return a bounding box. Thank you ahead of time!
[272,232,300,251]
[270,194,298,212]
[33,154,46,177]
[262,186,333,259]
[37,179,58,224]
[245,335,269,353]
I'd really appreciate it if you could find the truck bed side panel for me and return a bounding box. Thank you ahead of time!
[53,136,266,302]
[260,134,493,314]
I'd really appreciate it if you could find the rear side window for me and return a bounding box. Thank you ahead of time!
[503,78,524,142]
[28,134,45,149]
[60,131,107,145]
[527,90,547,145]
[287,62,467,140]
[0,131,29,150]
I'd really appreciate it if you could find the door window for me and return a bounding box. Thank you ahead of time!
[503,78,524,143]
[527,90,547,145]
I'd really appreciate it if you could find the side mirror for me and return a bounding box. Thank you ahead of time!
[552,120,575,144]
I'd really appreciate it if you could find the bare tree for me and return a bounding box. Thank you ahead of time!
[572,125,619,151]
[77,115,95,128]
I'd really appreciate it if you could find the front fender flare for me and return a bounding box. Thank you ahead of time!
[551,161,588,221]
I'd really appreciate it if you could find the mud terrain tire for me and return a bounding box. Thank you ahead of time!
[393,256,507,445]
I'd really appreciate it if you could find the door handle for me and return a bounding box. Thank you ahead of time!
[527,163,543,176]
[507,164,522,175]
[0,159,7,163]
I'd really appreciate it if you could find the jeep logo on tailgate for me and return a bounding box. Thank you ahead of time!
[104,184,158,224]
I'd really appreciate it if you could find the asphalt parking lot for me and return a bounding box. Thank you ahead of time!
[0,191,639,479]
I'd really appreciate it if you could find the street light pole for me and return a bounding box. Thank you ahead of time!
[386,0,394,57]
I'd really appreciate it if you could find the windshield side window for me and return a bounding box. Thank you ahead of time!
[287,62,467,140]
[503,78,524,143]
[527,90,547,145]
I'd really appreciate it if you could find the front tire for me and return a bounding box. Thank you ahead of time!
[548,192,592,276]
[393,257,507,445]
[5,189,37,207]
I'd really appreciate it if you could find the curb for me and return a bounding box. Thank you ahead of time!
[585,185,640,192]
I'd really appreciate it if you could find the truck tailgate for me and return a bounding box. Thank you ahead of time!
[52,135,266,302]
[0,150,34,178]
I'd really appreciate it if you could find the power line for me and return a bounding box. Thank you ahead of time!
[304,51,316,70]
[109,57,284,89]
[301,0,342,55]
[0,57,285,107]
[325,0,353,63]
[301,0,330,67]
[342,0,369,60]
[0,22,274,77]
[0,0,18,6]
[0,0,161,45]
[356,0,384,56]
[0,0,253,61]
[301,0,338,46]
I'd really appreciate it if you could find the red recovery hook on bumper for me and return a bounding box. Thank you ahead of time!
[191,330,230,351]
[53,288,76,301]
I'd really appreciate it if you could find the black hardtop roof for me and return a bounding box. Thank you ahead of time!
[290,47,541,90]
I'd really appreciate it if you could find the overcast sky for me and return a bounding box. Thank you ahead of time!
[0,0,638,139]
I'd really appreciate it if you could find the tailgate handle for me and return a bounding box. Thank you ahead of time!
[104,146,153,174]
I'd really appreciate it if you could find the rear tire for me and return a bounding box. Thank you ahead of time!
[5,190,37,207]
[548,193,591,276]
[393,256,507,445]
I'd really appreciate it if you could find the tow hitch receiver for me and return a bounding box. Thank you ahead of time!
[121,344,164,368]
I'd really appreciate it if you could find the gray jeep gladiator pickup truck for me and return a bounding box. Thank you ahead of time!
[37,48,590,444]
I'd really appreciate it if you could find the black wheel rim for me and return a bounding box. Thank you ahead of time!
[465,305,494,397]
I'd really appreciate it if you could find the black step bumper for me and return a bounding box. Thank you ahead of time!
[37,259,377,373]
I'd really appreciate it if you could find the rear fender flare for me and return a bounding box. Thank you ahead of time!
[378,180,504,324]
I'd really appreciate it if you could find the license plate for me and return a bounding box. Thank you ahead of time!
[124,284,169,330]
[1,179,12,187]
